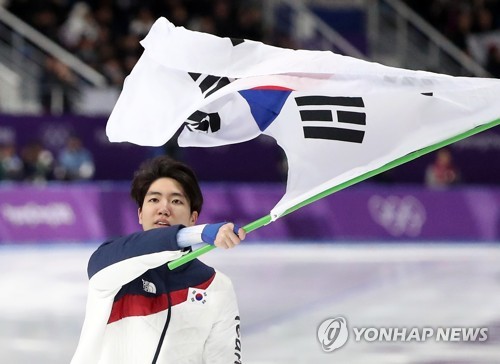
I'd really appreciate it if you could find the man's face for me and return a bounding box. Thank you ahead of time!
[138,177,198,231]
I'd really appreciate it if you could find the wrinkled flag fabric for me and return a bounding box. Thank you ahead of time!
[107,17,500,220]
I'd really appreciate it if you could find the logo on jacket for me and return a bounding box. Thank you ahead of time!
[235,315,242,364]
[142,279,157,294]
[188,288,208,304]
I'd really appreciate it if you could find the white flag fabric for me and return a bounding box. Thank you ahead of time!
[107,17,500,220]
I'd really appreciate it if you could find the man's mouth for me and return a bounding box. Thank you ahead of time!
[155,221,170,227]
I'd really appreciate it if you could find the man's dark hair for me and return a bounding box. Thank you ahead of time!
[131,156,203,214]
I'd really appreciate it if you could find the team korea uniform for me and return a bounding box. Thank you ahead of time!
[71,225,242,364]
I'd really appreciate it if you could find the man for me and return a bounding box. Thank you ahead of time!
[71,156,245,364]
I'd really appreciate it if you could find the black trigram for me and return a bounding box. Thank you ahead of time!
[187,38,242,98]
[230,38,245,46]
[189,73,231,98]
[185,110,221,133]
[295,96,366,143]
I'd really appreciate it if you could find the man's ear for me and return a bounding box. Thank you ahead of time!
[190,211,199,225]
[138,207,143,225]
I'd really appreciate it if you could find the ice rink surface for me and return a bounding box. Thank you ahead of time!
[0,242,499,364]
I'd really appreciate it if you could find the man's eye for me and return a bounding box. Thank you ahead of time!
[149,198,159,203]
[172,199,183,205]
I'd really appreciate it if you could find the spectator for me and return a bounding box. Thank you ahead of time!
[235,2,263,41]
[101,55,125,86]
[21,140,54,182]
[212,0,235,37]
[58,2,99,51]
[55,136,95,181]
[0,142,23,181]
[425,148,461,189]
[6,0,266,114]
[29,1,64,42]
[447,7,473,52]
[486,44,500,77]
[40,56,79,114]
[405,0,500,70]
[472,6,494,33]
[168,1,190,27]
[188,14,217,34]
[129,6,155,38]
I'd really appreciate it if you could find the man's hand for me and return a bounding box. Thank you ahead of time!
[214,223,246,249]
[201,222,246,249]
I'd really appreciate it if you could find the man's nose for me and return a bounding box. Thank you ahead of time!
[158,201,171,216]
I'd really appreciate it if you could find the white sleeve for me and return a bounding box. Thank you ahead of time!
[176,224,208,247]
[202,275,242,364]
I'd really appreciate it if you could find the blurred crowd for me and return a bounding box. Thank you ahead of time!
[5,0,264,99]
[405,0,500,77]
[0,136,94,182]
[0,1,491,187]
[2,0,265,182]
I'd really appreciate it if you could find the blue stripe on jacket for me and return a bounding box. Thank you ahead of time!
[87,225,184,279]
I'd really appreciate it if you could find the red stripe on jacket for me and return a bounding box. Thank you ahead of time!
[108,273,216,324]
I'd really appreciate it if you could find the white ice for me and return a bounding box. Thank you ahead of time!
[1,243,499,364]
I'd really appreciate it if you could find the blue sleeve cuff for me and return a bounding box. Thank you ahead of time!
[201,222,226,245]
[201,222,241,245]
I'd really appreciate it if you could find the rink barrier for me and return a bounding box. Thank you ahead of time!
[0,183,499,244]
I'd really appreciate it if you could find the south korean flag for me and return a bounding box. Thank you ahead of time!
[188,287,208,305]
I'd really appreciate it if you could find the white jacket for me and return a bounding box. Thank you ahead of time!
[71,226,242,364]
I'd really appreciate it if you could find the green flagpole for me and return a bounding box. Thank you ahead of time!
[167,215,271,270]
[168,119,500,270]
